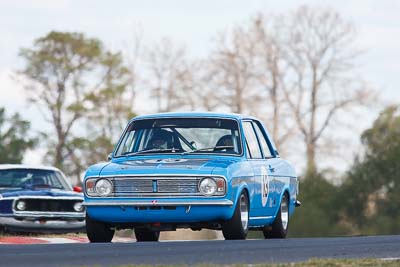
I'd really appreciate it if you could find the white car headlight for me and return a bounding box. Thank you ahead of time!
[73,202,84,212]
[95,179,113,197]
[16,200,26,211]
[199,178,218,196]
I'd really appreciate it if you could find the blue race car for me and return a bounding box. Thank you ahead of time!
[0,165,85,233]
[83,112,300,242]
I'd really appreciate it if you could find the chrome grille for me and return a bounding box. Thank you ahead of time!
[157,179,200,193]
[112,177,201,197]
[113,179,153,194]
[16,198,82,212]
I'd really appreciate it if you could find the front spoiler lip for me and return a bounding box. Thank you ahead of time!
[83,199,234,207]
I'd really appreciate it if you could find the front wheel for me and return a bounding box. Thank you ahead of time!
[86,214,115,243]
[222,191,249,240]
[134,228,160,242]
[263,193,289,238]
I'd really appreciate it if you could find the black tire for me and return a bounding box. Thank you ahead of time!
[86,214,115,243]
[134,228,160,242]
[263,193,289,239]
[222,191,249,240]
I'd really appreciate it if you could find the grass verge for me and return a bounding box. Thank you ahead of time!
[110,258,400,267]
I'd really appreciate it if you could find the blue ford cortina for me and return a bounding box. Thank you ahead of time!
[83,112,300,242]
[0,165,85,233]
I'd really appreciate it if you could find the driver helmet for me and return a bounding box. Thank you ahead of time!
[149,130,171,149]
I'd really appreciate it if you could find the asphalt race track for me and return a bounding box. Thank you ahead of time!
[2,235,400,266]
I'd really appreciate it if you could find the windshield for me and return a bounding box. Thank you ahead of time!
[115,118,242,156]
[0,169,71,191]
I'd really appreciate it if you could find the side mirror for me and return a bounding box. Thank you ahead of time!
[107,152,113,161]
[73,186,82,193]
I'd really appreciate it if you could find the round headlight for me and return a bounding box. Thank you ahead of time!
[199,178,217,196]
[95,179,113,196]
[16,200,26,211]
[73,202,84,212]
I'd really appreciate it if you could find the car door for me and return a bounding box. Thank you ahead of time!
[251,121,282,214]
[242,121,275,221]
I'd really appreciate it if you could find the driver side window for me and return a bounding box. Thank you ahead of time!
[253,122,274,158]
[242,121,263,159]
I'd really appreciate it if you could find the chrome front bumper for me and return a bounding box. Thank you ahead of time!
[13,210,85,219]
[0,216,85,233]
[83,199,234,207]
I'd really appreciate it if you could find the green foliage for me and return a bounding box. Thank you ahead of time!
[249,170,351,239]
[84,51,134,140]
[19,31,105,170]
[289,106,400,237]
[61,136,115,186]
[19,31,133,182]
[338,106,400,234]
[289,172,349,237]
[0,107,37,163]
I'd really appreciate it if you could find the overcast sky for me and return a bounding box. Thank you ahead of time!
[0,0,399,170]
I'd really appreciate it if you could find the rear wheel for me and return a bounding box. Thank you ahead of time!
[86,214,115,243]
[222,191,249,240]
[134,228,160,242]
[263,193,289,238]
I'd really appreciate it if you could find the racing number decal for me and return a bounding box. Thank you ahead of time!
[261,166,269,207]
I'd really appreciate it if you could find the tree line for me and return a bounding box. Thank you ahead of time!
[289,106,400,237]
[1,6,398,236]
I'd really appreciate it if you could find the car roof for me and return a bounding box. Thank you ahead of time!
[132,112,258,121]
[0,164,61,172]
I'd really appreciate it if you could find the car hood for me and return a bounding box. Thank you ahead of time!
[99,157,240,176]
[0,188,83,199]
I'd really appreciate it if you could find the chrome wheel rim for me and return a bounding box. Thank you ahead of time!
[240,194,249,230]
[281,195,289,230]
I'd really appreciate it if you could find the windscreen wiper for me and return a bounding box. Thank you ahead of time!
[122,148,178,157]
[182,146,234,155]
